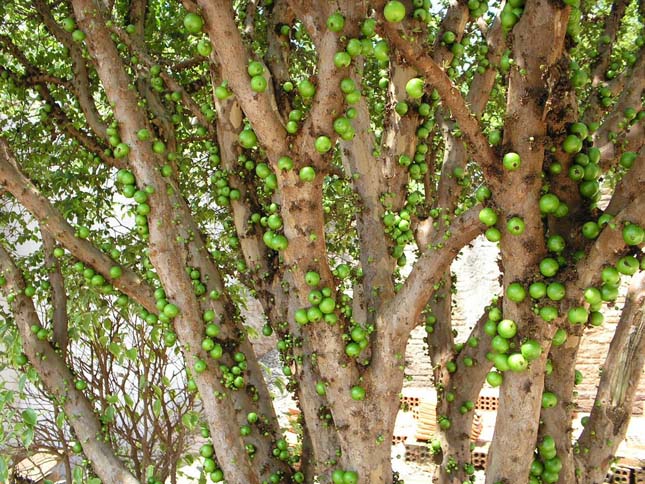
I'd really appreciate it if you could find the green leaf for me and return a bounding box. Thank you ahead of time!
[124,394,135,410]
[73,466,83,484]
[88,478,101,484]
[22,427,34,448]
[0,455,8,483]
[22,408,37,427]
[18,373,27,392]
[153,398,161,417]
[108,342,122,358]
[125,348,137,361]
[55,411,65,429]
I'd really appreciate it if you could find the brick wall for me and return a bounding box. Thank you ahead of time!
[403,235,645,416]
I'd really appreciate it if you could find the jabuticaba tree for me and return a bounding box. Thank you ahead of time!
[0,0,643,482]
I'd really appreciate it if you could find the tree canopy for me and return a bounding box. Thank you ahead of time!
[0,0,643,483]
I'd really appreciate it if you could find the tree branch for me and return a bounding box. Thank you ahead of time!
[40,225,69,359]
[593,48,644,166]
[195,0,288,156]
[378,13,501,193]
[33,0,109,139]
[575,272,645,484]
[0,137,157,313]
[588,0,631,88]
[0,244,139,484]
[384,207,484,335]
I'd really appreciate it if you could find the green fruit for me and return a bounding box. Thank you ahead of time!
[616,255,638,275]
[507,353,528,372]
[315,136,332,153]
[109,266,122,279]
[623,224,644,246]
[334,51,352,68]
[479,208,498,227]
[570,122,588,139]
[619,151,637,169]
[507,216,525,235]
[529,282,547,299]
[488,130,501,145]
[442,31,456,44]
[562,134,582,154]
[350,385,366,400]
[552,328,567,346]
[326,12,345,32]
[542,391,558,408]
[197,39,212,56]
[589,311,604,326]
[384,1,407,22]
[568,306,588,324]
[476,186,492,202]
[486,371,503,387]
[602,266,620,285]
[492,335,510,353]
[343,471,359,484]
[492,353,510,372]
[163,303,179,318]
[539,258,559,277]
[183,13,204,34]
[332,470,345,484]
[405,78,425,99]
[298,79,316,98]
[497,319,517,339]
[506,282,526,302]
[239,129,258,149]
[485,227,502,242]
[503,152,521,170]
[484,320,498,336]
[299,166,316,182]
[250,75,267,93]
[521,339,542,361]
[582,221,600,239]
[72,29,86,42]
[539,194,560,214]
[546,282,566,301]
[546,235,565,253]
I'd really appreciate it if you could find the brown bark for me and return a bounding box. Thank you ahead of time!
[40,226,69,359]
[485,2,570,482]
[70,1,286,481]
[575,273,645,484]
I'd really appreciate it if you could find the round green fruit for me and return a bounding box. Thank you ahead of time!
[507,353,528,372]
[183,13,204,34]
[497,319,517,339]
[384,1,407,22]
[326,12,345,32]
[405,78,425,99]
[350,385,366,401]
[503,152,521,170]
[506,216,525,235]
